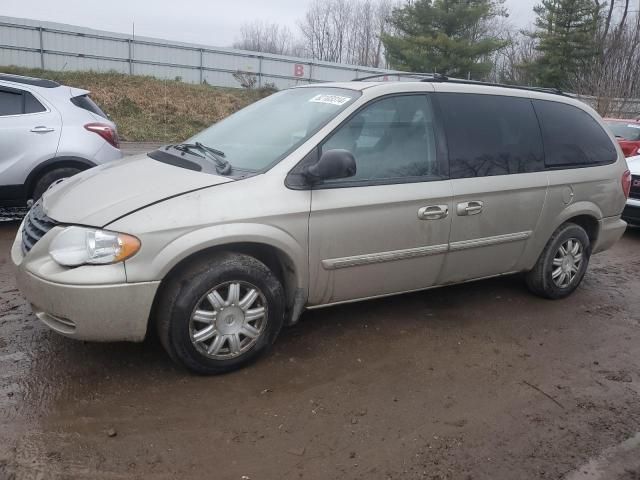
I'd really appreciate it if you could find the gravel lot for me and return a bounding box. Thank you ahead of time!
[1,220,640,479]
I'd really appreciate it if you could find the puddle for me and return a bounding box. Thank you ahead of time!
[565,432,640,479]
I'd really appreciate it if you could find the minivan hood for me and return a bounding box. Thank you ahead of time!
[43,153,233,226]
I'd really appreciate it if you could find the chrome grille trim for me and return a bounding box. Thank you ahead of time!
[21,201,58,255]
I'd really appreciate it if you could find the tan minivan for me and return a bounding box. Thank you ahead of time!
[12,76,630,374]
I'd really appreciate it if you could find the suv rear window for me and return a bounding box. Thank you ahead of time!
[71,95,109,119]
[533,100,617,167]
[436,93,545,178]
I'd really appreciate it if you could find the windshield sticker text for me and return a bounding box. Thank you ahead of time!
[309,94,352,106]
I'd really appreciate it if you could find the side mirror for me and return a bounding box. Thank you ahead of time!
[303,149,356,184]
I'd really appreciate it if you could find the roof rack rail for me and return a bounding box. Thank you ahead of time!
[353,72,448,82]
[352,71,566,97]
[0,73,60,88]
[421,76,566,96]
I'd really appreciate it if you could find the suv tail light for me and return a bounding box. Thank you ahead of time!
[622,169,631,198]
[84,123,120,149]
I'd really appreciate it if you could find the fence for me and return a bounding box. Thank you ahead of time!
[579,95,640,119]
[0,16,399,90]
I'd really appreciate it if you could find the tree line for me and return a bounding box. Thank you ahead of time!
[233,0,640,116]
[233,0,396,69]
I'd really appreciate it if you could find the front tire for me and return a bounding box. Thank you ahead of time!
[31,167,82,201]
[525,223,591,299]
[157,252,285,374]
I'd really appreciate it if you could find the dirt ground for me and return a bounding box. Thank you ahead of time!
[1,220,640,480]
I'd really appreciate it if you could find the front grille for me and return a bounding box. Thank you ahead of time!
[21,201,58,255]
[630,175,640,200]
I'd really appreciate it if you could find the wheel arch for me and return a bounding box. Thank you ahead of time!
[143,226,308,328]
[553,201,603,246]
[523,202,602,271]
[25,156,96,199]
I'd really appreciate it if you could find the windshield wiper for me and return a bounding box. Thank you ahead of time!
[169,142,232,175]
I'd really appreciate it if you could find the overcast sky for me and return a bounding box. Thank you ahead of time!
[3,0,538,48]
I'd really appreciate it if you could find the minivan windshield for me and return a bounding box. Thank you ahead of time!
[605,120,640,141]
[186,87,360,172]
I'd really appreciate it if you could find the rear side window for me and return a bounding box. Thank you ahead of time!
[436,93,545,179]
[533,100,617,167]
[0,89,45,116]
[0,89,23,115]
[71,95,109,119]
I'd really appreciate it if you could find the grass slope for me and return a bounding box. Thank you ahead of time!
[0,66,273,142]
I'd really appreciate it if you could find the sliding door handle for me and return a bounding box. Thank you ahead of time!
[457,201,483,216]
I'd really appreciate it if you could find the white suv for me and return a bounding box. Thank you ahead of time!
[0,73,122,206]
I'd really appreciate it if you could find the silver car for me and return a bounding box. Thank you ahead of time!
[0,73,122,206]
[11,78,629,374]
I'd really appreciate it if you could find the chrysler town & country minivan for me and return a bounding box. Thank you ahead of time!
[12,77,629,374]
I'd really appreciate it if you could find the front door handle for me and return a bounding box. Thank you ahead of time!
[457,201,483,216]
[30,126,55,133]
[418,205,449,220]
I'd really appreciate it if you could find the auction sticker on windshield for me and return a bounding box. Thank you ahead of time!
[309,94,352,106]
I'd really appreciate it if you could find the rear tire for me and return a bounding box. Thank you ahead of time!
[525,222,591,299]
[156,252,285,375]
[31,167,82,201]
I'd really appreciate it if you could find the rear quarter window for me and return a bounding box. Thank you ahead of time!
[24,92,46,114]
[71,95,109,119]
[533,100,617,167]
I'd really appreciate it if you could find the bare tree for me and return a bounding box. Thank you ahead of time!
[298,0,352,62]
[572,2,640,116]
[233,21,296,55]
[297,0,394,67]
[493,1,640,117]
[491,27,539,85]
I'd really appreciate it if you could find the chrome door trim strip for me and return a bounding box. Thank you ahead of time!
[321,243,449,270]
[321,231,532,271]
[448,231,532,252]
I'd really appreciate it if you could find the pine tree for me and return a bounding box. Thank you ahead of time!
[528,0,602,89]
[382,0,508,79]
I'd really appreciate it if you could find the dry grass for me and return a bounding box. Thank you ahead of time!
[0,66,274,142]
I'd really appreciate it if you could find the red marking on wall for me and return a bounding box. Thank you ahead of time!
[294,64,305,77]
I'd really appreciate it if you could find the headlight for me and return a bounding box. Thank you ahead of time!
[49,226,141,267]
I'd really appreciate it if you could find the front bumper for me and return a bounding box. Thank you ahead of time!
[11,226,159,342]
